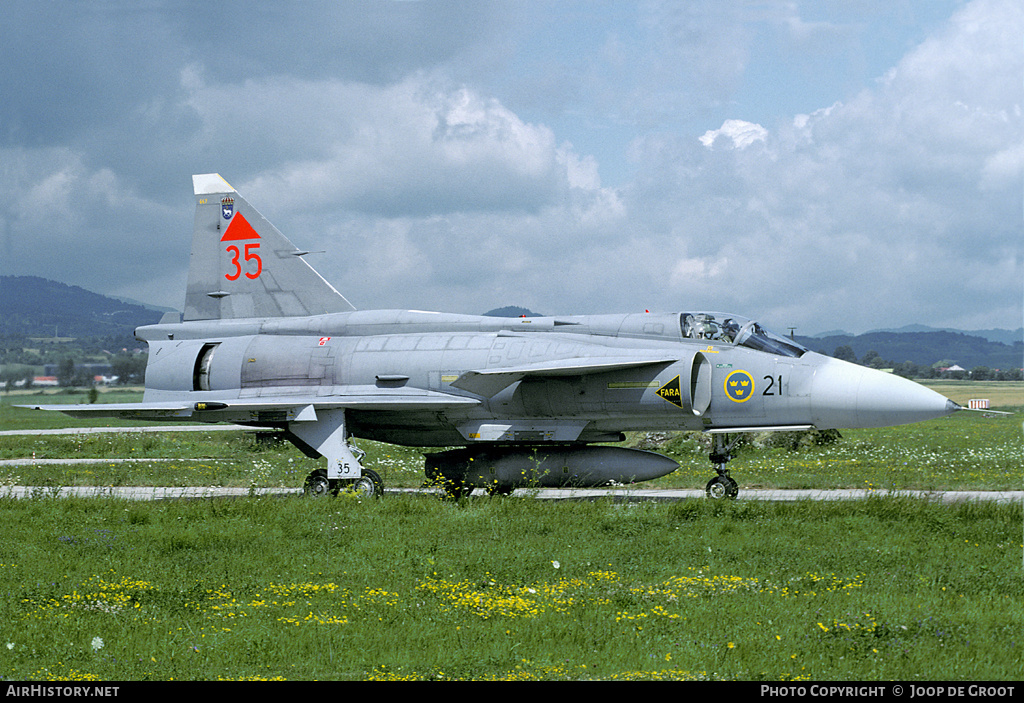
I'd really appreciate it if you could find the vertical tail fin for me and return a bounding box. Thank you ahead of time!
[184,174,355,321]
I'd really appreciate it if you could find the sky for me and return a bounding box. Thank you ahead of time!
[0,0,1020,336]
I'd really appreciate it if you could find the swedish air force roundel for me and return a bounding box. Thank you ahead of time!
[724,369,754,402]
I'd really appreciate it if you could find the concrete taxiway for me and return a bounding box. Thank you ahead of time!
[2,426,1019,504]
[0,485,1021,504]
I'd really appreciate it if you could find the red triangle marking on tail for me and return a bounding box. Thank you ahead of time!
[220,212,261,242]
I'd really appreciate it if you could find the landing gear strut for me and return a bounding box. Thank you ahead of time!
[705,434,739,500]
[292,409,384,499]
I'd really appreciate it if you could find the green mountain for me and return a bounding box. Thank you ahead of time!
[483,306,543,317]
[796,330,1023,371]
[0,276,163,339]
[858,324,1023,346]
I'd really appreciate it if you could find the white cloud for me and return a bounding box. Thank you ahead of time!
[792,103,839,132]
[980,141,1024,191]
[634,0,1023,332]
[669,255,729,288]
[699,119,768,149]
[178,73,576,217]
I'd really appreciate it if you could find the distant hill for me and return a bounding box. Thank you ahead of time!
[809,325,1023,345]
[483,306,544,317]
[859,324,1022,346]
[0,276,163,339]
[796,330,1023,370]
[811,325,1022,346]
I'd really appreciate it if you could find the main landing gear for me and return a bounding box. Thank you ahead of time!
[704,434,739,500]
[304,467,384,499]
[291,409,385,499]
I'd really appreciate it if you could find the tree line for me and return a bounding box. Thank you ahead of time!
[2,353,147,390]
[831,345,1023,381]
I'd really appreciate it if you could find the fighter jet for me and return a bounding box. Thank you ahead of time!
[22,174,962,499]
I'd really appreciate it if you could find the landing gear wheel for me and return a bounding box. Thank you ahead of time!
[348,469,384,499]
[705,475,738,500]
[304,469,335,497]
[704,433,740,499]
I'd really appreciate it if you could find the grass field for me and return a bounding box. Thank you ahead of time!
[1,494,1021,681]
[917,380,1024,409]
[0,383,1021,681]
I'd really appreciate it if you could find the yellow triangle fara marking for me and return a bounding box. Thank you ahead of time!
[656,375,683,408]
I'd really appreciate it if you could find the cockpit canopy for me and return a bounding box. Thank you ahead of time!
[680,312,807,358]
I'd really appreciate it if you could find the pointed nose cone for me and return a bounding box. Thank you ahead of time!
[811,357,959,429]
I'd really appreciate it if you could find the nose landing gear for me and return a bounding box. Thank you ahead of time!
[705,434,740,500]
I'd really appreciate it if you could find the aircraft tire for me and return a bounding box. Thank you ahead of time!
[304,469,334,497]
[349,469,384,499]
[705,475,739,500]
